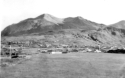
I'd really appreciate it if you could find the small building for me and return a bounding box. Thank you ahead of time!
[94,49,101,53]
[37,49,48,53]
[86,48,92,52]
[49,49,68,54]
[51,51,63,54]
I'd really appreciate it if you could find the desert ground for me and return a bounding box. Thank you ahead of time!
[1,51,125,78]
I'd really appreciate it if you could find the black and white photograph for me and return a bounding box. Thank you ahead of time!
[1,0,125,78]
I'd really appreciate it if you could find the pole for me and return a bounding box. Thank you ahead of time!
[10,45,11,58]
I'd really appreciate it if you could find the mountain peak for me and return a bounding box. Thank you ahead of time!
[109,20,125,29]
[118,20,125,24]
[43,13,53,17]
[36,13,63,24]
[76,16,84,20]
[1,13,107,36]
[75,16,89,22]
[36,13,52,19]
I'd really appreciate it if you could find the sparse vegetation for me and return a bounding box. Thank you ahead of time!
[1,14,125,78]
[1,52,125,78]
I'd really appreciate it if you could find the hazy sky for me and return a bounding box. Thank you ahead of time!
[1,0,125,31]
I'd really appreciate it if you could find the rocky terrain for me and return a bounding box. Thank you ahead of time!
[1,13,125,49]
[1,14,105,36]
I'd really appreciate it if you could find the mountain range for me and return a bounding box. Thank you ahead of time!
[1,14,125,48]
[1,14,106,36]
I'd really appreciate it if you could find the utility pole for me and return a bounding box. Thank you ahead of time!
[98,44,100,51]
[8,42,11,58]
[10,45,11,58]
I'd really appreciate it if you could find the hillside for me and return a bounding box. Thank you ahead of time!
[109,20,125,29]
[1,14,125,48]
[1,14,105,36]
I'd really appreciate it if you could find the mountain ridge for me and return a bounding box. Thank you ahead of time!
[1,13,106,36]
[1,13,125,48]
[109,20,125,29]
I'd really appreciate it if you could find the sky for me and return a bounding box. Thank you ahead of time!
[1,0,125,31]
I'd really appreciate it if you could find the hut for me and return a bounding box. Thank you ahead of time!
[94,49,101,53]
[49,49,68,54]
[51,51,63,54]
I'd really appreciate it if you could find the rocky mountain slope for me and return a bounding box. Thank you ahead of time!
[1,14,125,48]
[109,20,125,29]
[1,14,105,36]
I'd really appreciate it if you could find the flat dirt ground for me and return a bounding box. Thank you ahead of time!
[1,52,125,78]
